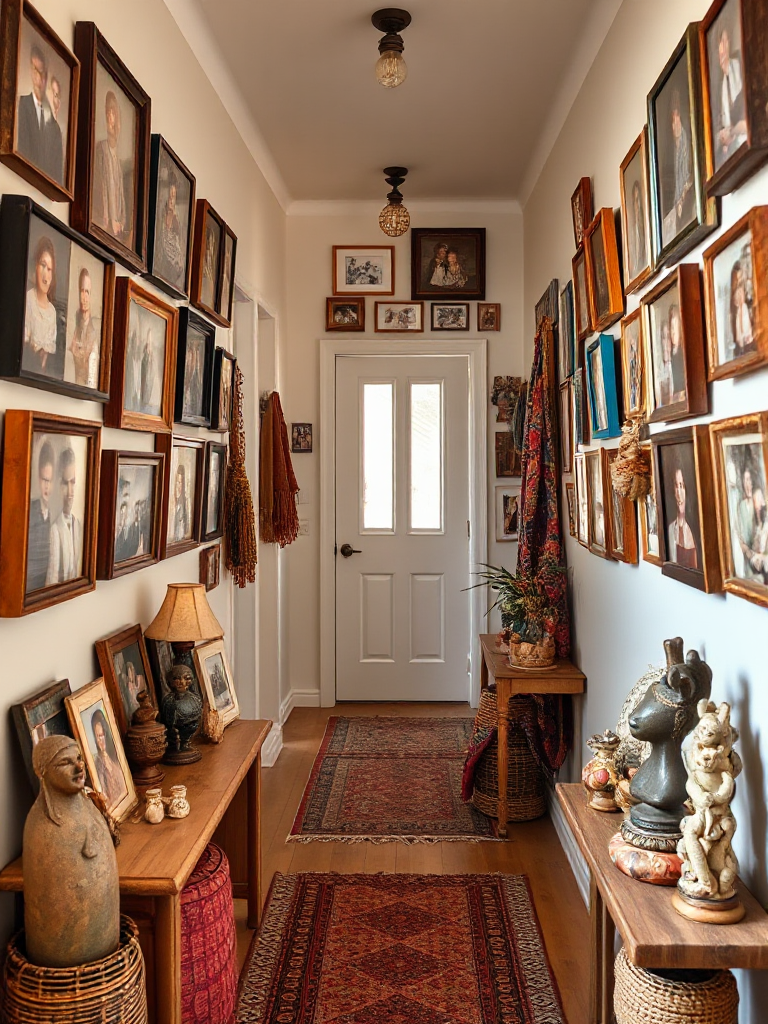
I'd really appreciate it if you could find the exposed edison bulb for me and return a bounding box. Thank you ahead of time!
[375,50,408,88]
[379,202,410,237]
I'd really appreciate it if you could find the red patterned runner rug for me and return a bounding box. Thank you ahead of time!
[288,717,498,843]
[236,872,566,1024]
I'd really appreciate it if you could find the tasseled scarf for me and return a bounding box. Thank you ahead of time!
[259,391,300,547]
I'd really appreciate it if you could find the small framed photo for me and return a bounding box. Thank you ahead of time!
[216,226,237,326]
[585,334,621,440]
[702,206,768,381]
[72,22,151,273]
[211,347,236,432]
[574,453,589,548]
[95,624,157,736]
[641,265,708,424]
[603,447,639,564]
[175,308,215,428]
[572,367,588,448]
[647,24,719,268]
[571,177,593,251]
[193,639,240,729]
[156,434,205,558]
[431,302,469,331]
[11,679,72,793]
[620,308,645,419]
[640,442,663,566]
[374,301,423,332]
[0,0,80,201]
[96,449,164,580]
[495,431,521,478]
[709,412,768,608]
[291,423,313,453]
[572,250,592,345]
[190,199,225,322]
[565,482,577,538]
[558,283,575,380]
[585,208,624,332]
[410,228,485,301]
[0,411,101,617]
[202,440,227,542]
[585,449,611,559]
[333,245,394,296]
[535,279,559,330]
[200,544,221,592]
[326,297,365,331]
[478,303,500,332]
[652,425,722,592]
[66,677,137,822]
[619,128,654,293]
[145,135,196,300]
[559,379,573,474]
[495,485,520,541]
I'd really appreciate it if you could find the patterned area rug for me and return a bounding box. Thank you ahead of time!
[236,872,565,1024]
[289,717,498,843]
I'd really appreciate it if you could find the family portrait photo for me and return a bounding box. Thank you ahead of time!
[658,440,702,570]
[327,299,364,331]
[721,433,768,586]
[150,140,193,296]
[648,280,687,410]
[291,423,312,453]
[411,229,485,300]
[705,0,747,174]
[91,63,137,250]
[710,225,755,366]
[114,461,156,564]
[124,297,168,418]
[620,132,652,289]
[168,445,198,547]
[333,246,394,296]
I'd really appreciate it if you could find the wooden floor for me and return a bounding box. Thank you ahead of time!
[237,703,590,1023]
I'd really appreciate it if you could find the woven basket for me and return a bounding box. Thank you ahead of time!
[614,946,739,1024]
[471,691,546,822]
[1,915,146,1024]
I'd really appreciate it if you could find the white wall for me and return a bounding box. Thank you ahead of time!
[523,0,768,1016]
[0,0,286,946]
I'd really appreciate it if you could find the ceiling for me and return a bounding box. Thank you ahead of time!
[192,0,599,202]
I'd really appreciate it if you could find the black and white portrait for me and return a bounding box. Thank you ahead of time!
[124,299,167,418]
[91,64,136,248]
[168,445,198,546]
[114,461,155,564]
[706,0,748,172]
[654,54,695,249]
[205,448,223,536]
[649,282,686,411]
[712,228,755,365]
[152,145,192,293]
[15,13,70,187]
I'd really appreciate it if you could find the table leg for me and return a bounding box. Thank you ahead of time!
[481,652,489,692]
[155,893,182,1024]
[589,874,615,1024]
[247,751,261,929]
[497,684,509,838]
[601,900,615,1024]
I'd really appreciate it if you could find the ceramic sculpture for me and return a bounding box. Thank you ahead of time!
[582,730,621,812]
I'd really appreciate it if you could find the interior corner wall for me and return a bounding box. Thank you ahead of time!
[522,1,768,1016]
[0,0,286,947]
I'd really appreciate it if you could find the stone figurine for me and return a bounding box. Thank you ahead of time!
[582,730,621,812]
[23,735,120,967]
[160,664,203,765]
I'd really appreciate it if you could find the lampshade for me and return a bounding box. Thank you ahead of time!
[144,583,224,642]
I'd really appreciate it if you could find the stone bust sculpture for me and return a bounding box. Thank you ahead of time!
[23,735,120,967]
[160,663,203,764]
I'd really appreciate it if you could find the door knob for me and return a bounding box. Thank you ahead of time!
[340,543,362,558]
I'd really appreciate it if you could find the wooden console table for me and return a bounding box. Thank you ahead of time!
[556,782,768,1024]
[0,718,272,1024]
[479,634,585,837]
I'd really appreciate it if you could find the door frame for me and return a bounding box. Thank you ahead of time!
[319,337,488,708]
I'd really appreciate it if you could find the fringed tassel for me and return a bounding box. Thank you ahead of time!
[224,366,258,587]
[611,419,652,501]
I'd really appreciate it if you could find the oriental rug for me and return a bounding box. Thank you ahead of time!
[236,872,566,1024]
[288,717,498,843]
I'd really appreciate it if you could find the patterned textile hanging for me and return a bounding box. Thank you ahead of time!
[259,391,300,548]
[223,366,258,587]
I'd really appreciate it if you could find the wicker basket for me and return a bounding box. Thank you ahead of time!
[1,915,147,1024]
[471,691,546,822]
[614,946,739,1024]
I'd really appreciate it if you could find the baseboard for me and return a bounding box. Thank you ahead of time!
[548,786,590,909]
[279,687,321,726]
[260,723,283,768]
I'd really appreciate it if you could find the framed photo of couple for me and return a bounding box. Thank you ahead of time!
[95,624,157,736]
[410,229,486,301]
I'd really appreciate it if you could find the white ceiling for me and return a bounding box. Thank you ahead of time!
[189,0,610,203]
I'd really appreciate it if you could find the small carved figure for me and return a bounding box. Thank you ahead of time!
[160,664,203,765]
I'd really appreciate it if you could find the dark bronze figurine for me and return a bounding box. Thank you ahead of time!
[160,664,203,765]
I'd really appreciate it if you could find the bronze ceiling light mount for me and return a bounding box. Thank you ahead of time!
[379,166,410,237]
[372,8,411,89]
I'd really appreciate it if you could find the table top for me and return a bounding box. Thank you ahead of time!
[480,635,586,693]
[0,718,271,898]
[556,782,768,970]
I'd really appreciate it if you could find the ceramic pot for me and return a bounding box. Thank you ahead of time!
[582,730,621,812]
[124,691,167,787]
[165,785,190,819]
[144,788,165,824]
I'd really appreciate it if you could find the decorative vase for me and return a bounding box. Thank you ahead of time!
[124,691,167,788]
[144,788,165,824]
[582,730,621,812]
[508,633,555,669]
[165,785,190,819]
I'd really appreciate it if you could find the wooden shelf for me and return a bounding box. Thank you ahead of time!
[479,635,586,694]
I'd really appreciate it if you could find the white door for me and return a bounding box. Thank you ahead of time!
[335,354,471,701]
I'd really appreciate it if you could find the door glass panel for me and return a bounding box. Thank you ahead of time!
[362,382,394,531]
[410,382,443,530]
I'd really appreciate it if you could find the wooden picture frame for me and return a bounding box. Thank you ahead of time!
[96,449,164,580]
[652,424,722,592]
[11,679,72,793]
[333,245,395,296]
[0,0,80,201]
[145,135,196,300]
[559,379,573,474]
[410,228,485,301]
[572,250,592,345]
[495,485,520,542]
[700,0,768,197]
[619,128,654,293]
[65,677,137,822]
[603,447,639,564]
[211,347,235,432]
[72,22,151,273]
[572,366,588,448]
[585,334,621,440]
[193,639,240,729]
[478,303,500,332]
[558,282,575,380]
[640,442,663,566]
[374,301,423,332]
[571,177,593,251]
[95,624,157,736]
[431,302,469,331]
[201,440,227,542]
[190,199,227,324]
[0,411,101,617]
[574,453,589,548]
[565,482,577,538]
[585,448,612,559]
[620,308,646,419]
[215,225,237,326]
[702,206,768,381]
[200,544,221,592]
[495,431,521,478]
[326,297,365,332]
[641,264,708,424]
[291,423,312,453]
[585,208,624,332]
[155,434,205,559]
[0,193,115,401]
[175,307,215,427]
[709,412,768,608]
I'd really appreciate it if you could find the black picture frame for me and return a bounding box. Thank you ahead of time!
[215,225,237,326]
[211,347,235,432]
[201,440,227,542]
[411,228,486,300]
[145,134,196,300]
[174,308,215,427]
[11,679,72,793]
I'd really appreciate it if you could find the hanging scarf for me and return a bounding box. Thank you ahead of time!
[259,391,300,547]
[224,366,258,586]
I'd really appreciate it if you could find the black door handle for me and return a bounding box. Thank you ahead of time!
[340,543,362,558]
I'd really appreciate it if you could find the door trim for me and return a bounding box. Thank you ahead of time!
[319,338,488,708]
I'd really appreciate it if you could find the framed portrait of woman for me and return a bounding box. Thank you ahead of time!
[175,308,215,428]
[620,308,645,419]
[145,135,196,300]
[202,441,227,542]
[155,434,205,559]
[72,22,151,273]
[584,208,624,333]
[95,624,157,736]
[619,129,654,293]
[96,450,164,580]
[190,199,229,324]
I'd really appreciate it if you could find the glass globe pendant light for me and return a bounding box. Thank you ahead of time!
[371,9,411,89]
[379,167,410,237]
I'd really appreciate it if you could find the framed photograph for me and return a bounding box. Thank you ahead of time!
[326,297,365,332]
[0,0,79,201]
[710,412,768,607]
[200,544,221,592]
[0,194,115,401]
[620,128,654,292]
[374,301,423,332]
[66,678,137,822]
[700,0,768,197]
[491,376,523,424]
[478,303,500,332]
[574,453,589,548]
[572,367,588,448]
[410,228,485,301]
[495,431,521,478]
[585,449,611,559]
[620,308,645,418]
[193,639,240,729]
[703,206,768,381]
[585,334,621,440]
[0,412,100,617]
[571,177,593,251]
[145,637,202,703]
[96,449,164,580]
[190,199,225,322]
[559,379,573,474]
[640,443,663,566]
[565,482,577,538]
[585,208,624,332]
[211,347,235,432]
[431,302,469,331]
[603,447,639,564]
[72,22,151,273]
[495,485,520,542]
[535,279,559,330]
[175,308,215,428]
[155,434,205,558]
[216,226,237,326]
[12,679,72,793]
[332,245,394,296]
[105,277,178,433]
[95,624,157,736]
[291,423,313,453]
[572,250,592,345]
[641,264,708,424]
[145,135,196,300]
[558,283,575,380]
[202,441,227,542]
[652,425,722,592]
[647,24,719,268]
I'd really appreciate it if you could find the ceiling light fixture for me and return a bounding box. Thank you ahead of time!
[379,166,410,237]
[372,8,411,89]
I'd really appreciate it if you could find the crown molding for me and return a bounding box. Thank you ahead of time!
[287,198,522,218]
